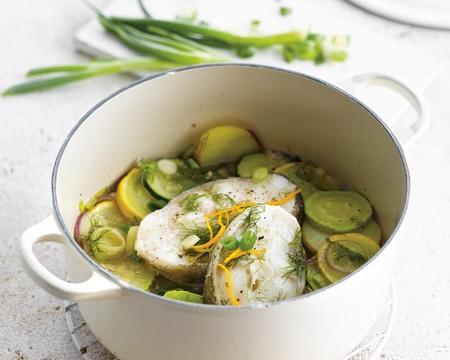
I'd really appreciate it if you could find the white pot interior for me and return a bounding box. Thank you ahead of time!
[54,64,408,274]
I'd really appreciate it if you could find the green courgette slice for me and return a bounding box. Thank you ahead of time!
[302,221,331,253]
[305,191,372,233]
[306,261,330,291]
[142,159,205,200]
[302,219,382,253]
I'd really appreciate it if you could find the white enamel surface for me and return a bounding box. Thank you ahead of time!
[136,174,297,281]
[22,65,418,360]
[209,205,304,304]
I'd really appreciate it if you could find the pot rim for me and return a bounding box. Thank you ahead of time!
[51,63,410,311]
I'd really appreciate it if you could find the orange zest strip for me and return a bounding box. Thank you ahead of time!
[217,263,240,306]
[224,248,266,264]
[192,214,226,251]
[205,217,213,240]
[190,190,300,253]
[266,190,301,206]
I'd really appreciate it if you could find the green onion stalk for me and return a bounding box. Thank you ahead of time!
[2,57,176,96]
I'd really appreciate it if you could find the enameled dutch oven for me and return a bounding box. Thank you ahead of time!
[20,64,429,360]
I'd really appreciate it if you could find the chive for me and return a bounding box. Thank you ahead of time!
[147,199,168,211]
[252,167,269,182]
[240,230,257,250]
[221,236,239,250]
[279,7,293,16]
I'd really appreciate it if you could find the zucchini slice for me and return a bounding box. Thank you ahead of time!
[237,151,293,178]
[163,290,203,304]
[194,125,261,168]
[302,221,331,253]
[142,159,205,200]
[305,191,372,233]
[302,219,382,253]
[116,168,154,222]
[306,261,330,291]
[358,219,382,244]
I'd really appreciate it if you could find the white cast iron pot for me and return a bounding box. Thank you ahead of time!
[20,64,429,360]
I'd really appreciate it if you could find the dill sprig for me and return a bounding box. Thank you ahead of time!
[240,204,264,234]
[333,243,367,266]
[210,192,235,209]
[180,193,207,212]
[178,219,220,244]
[283,229,306,280]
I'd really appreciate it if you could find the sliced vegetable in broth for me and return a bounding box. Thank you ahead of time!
[73,125,382,304]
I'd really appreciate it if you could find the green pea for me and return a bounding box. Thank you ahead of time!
[221,236,239,250]
[240,230,257,250]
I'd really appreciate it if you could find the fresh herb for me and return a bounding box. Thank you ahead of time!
[2,2,349,96]
[235,45,254,58]
[240,204,264,234]
[239,230,257,250]
[178,220,220,244]
[180,193,206,212]
[186,157,200,169]
[284,233,306,280]
[147,198,168,211]
[333,242,367,267]
[210,192,235,209]
[119,224,132,235]
[250,19,261,30]
[221,236,239,250]
[279,6,293,16]
[129,249,143,263]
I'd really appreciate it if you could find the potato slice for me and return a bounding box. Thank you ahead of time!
[194,125,261,168]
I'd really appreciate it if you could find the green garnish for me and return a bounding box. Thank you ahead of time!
[210,192,235,209]
[279,6,293,16]
[147,198,168,211]
[284,229,306,280]
[178,220,220,244]
[240,204,264,234]
[186,158,200,169]
[129,249,143,263]
[239,230,257,250]
[252,167,269,182]
[180,193,206,212]
[119,224,132,235]
[235,46,255,58]
[332,242,367,267]
[221,236,239,250]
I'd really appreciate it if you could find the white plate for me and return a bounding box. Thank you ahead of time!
[347,0,450,29]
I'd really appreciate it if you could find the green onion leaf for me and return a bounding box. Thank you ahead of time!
[221,236,239,250]
[252,167,269,182]
[240,230,257,250]
[279,7,293,16]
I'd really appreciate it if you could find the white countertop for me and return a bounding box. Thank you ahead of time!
[1,0,449,359]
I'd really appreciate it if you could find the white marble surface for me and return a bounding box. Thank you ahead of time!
[1,0,449,359]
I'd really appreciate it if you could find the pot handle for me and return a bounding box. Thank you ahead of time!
[20,216,121,301]
[337,72,430,149]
